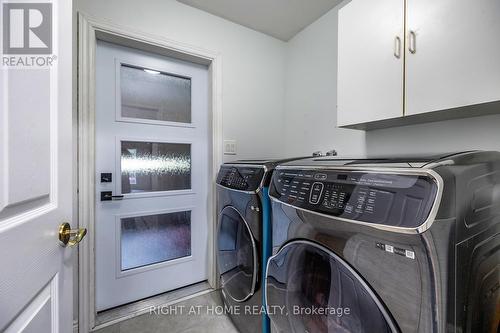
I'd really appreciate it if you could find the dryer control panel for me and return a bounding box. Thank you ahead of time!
[217,165,266,191]
[270,169,439,229]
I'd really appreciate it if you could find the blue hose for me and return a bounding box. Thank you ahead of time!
[261,187,271,333]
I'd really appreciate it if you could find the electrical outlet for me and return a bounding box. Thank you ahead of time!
[224,140,237,155]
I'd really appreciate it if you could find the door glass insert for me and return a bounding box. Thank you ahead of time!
[120,64,191,124]
[121,141,191,193]
[217,206,256,302]
[121,211,191,271]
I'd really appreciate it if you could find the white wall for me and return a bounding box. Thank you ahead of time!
[75,0,288,162]
[366,114,500,156]
[284,4,365,157]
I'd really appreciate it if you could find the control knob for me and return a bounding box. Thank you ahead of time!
[312,151,323,157]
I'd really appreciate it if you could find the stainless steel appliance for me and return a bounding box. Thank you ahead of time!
[216,158,306,333]
[265,151,500,333]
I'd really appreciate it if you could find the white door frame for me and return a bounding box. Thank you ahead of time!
[77,13,223,332]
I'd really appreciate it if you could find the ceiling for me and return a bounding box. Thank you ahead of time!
[177,0,343,41]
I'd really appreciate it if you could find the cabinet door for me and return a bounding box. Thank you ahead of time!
[337,0,404,126]
[406,0,500,116]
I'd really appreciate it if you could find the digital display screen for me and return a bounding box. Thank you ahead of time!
[216,166,265,191]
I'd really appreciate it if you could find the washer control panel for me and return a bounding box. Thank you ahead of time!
[217,165,266,191]
[270,169,438,228]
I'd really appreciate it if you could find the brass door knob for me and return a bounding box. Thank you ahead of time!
[59,222,87,247]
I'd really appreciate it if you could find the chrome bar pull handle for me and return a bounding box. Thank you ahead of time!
[394,36,401,59]
[409,30,417,54]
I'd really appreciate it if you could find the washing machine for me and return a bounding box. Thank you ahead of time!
[265,151,500,333]
[216,158,306,333]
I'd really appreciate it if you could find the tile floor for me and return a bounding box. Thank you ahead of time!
[95,291,239,333]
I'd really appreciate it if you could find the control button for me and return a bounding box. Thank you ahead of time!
[314,173,327,180]
[309,182,324,205]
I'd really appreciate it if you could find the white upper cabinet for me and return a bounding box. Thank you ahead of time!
[337,0,404,126]
[338,0,500,128]
[405,0,500,116]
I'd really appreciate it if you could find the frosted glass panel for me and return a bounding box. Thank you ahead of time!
[121,141,191,193]
[120,64,191,123]
[121,211,191,271]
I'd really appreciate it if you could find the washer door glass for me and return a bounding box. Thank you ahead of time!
[266,241,399,333]
[217,206,257,302]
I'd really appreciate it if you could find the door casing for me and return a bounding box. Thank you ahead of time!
[77,13,223,332]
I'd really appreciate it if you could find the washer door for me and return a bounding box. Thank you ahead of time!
[266,240,399,333]
[217,206,258,302]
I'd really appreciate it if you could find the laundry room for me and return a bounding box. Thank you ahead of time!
[1,0,499,333]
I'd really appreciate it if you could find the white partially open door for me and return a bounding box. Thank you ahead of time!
[0,1,79,332]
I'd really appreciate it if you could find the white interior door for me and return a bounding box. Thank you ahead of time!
[95,41,210,311]
[405,0,500,115]
[337,0,405,126]
[0,1,75,332]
